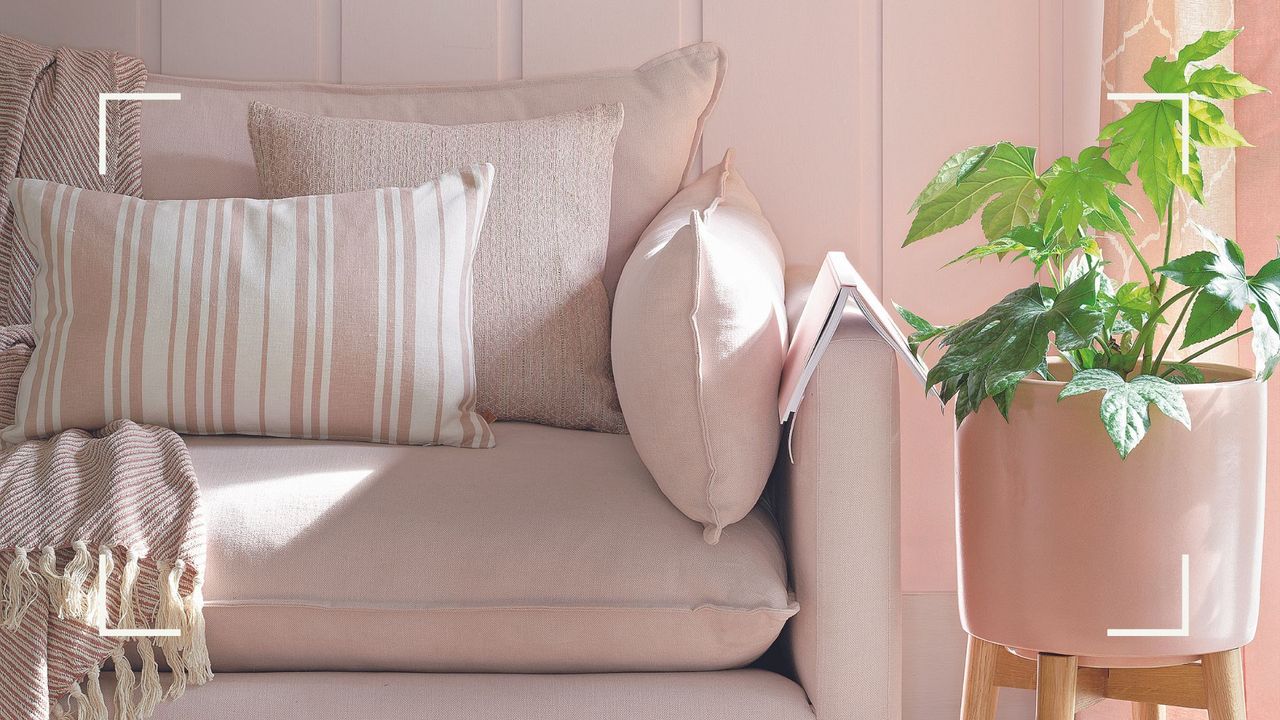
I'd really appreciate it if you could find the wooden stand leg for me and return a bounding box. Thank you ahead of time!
[960,635,1001,720]
[1203,648,1246,720]
[1036,653,1078,720]
[1132,703,1166,720]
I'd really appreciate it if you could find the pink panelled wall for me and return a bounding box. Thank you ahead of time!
[7,0,1278,716]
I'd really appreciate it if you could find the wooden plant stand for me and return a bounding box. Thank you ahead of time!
[960,635,1246,719]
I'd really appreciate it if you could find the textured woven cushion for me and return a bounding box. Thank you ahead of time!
[187,423,797,673]
[613,151,787,542]
[140,43,726,299]
[3,169,495,447]
[248,102,625,432]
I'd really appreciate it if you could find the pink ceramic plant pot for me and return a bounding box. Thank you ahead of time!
[956,363,1267,668]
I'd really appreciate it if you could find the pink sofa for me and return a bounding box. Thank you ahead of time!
[132,75,902,720]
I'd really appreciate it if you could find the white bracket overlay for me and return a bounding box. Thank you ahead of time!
[98,92,181,175]
[1099,91,1196,640]
[97,554,181,638]
[1106,92,1193,175]
[1106,554,1190,638]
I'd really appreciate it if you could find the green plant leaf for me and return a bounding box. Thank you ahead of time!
[1050,272,1108,351]
[910,145,993,211]
[905,142,1040,244]
[1187,99,1249,147]
[1040,147,1130,241]
[1144,56,1189,92]
[894,303,950,355]
[1163,363,1205,384]
[1099,278,1154,335]
[1058,369,1190,457]
[1187,64,1268,99]
[1158,223,1280,347]
[1100,100,1187,218]
[1155,250,1222,286]
[1251,310,1280,381]
[1176,29,1241,63]
[1184,288,1246,345]
[1086,193,1138,238]
[1250,256,1280,330]
[927,277,1103,406]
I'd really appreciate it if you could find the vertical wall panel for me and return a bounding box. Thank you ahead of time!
[703,0,865,271]
[318,0,342,82]
[882,0,1043,594]
[160,0,321,80]
[522,0,680,75]
[3,0,140,56]
[341,0,500,83]
[497,0,523,80]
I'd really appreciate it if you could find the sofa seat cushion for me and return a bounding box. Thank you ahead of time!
[135,671,816,720]
[188,423,797,673]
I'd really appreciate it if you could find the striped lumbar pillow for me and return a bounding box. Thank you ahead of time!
[3,166,496,448]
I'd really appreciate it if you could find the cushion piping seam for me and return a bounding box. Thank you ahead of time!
[202,601,801,616]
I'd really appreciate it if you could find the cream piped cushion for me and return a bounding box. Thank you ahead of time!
[613,151,787,542]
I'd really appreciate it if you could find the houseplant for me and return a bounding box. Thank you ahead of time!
[900,29,1273,665]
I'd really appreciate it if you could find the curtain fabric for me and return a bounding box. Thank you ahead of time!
[1100,0,1238,365]
[1234,2,1280,717]
[1098,1,1280,718]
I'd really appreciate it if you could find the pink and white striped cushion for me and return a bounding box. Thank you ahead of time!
[3,167,496,448]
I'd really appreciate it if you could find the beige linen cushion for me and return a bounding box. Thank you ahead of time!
[613,150,787,542]
[249,102,625,432]
[4,168,496,447]
[141,42,727,299]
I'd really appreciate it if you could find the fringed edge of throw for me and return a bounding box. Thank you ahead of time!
[2,545,211,720]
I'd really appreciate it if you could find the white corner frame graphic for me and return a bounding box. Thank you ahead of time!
[1106,554,1190,638]
[97,554,181,638]
[1105,92,1193,176]
[98,92,181,175]
[1098,91,1195,640]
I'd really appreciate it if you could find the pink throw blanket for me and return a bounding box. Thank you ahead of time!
[0,36,209,720]
[0,326,210,720]
[0,33,145,325]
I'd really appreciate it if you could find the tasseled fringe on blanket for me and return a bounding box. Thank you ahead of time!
[1,546,211,720]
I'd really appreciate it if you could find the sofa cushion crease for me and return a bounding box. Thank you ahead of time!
[119,670,817,720]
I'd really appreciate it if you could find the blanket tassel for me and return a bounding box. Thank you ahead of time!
[85,665,108,720]
[183,578,213,685]
[111,645,136,720]
[2,547,34,629]
[63,541,93,620]
[154,561,187,701]
[11,545,211,719]
[137,638,163,718]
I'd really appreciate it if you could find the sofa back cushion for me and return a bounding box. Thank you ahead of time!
[140,42,726,300]
[613,150,786,542]
[3,168,496,448]
[249,102,626,432]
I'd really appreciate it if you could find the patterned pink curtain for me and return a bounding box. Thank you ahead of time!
[1234,1,1280,716]
[1099,0,1238,364]
[1096,2,1279,718]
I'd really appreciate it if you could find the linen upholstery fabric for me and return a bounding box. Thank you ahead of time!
[778,266,902,720]
[0,34,146,327]
[126,671,817,720]
[184,422,797,673]
[140,42,726,300]
[3,170,495,447]
[249,102,625,432]
[613,150,786,543]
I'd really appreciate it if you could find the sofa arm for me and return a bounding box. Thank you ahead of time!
[776,265,902,720]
